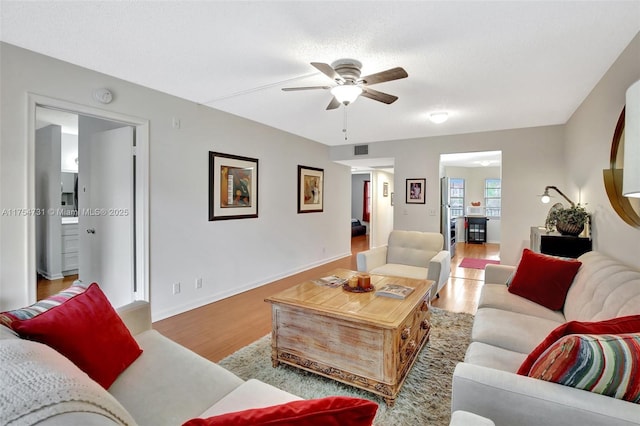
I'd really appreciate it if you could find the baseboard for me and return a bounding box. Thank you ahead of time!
[37,268,64,281]
[151,251,351,322]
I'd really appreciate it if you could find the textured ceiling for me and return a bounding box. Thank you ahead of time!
[2,1,639,150]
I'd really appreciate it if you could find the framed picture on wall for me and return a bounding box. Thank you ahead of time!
[383,182,389,197]
[406,178,426,204]
[298,165,324,213]
[209,152,259,221]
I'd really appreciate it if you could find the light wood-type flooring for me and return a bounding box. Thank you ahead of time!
[37,237,499,363]
[153,238,499,362]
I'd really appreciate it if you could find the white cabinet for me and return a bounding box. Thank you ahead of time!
[61,222,79,274]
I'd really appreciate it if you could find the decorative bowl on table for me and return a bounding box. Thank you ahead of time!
[342,283,375,293]
[343,274,374,292]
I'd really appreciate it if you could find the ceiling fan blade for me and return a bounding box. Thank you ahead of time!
[311,62,344,83]
[326,97,341,110]
[282,86,331,91]
[361,87,398,104]
[359,67,408,86]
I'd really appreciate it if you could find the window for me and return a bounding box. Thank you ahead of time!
[449,178,465,218]
[485,178,501,218]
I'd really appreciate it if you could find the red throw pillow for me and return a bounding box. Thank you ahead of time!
[507,249,581,310]
[182,396,378,426]
[517,314,640,375]
[12,283,143,389]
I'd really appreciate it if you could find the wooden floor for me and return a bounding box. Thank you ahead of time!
[37,274,78,301]
[36,237,499,362]
[152,238,499,362]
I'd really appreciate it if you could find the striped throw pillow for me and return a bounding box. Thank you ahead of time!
[0,281,89,328]
[528,333,640,403]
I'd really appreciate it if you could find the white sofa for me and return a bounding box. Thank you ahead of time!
[451,251,640,426]
[356,230,451,297]
[1,300,300,425]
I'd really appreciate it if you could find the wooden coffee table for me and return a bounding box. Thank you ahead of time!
[265,269,432,406]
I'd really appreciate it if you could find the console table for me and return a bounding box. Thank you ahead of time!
[530,226,592,259]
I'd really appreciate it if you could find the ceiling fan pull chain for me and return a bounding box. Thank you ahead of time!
[343,107,348,140]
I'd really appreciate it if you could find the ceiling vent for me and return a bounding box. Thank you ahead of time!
[354,145,369,156]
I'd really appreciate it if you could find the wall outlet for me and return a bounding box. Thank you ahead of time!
[195,278,202,289]
[172,282,181,295]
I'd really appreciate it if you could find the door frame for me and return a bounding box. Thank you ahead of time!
[27,93,150,304]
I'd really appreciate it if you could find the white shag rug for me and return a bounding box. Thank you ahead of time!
[219,307,474,426]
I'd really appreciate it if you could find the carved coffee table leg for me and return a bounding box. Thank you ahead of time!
[384,396,396,407]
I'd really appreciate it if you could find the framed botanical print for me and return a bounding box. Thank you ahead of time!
[406,178,426,204]
[298,165,324,213]
[209,152,258,220]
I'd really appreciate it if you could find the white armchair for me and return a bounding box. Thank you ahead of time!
[356,230,451,298]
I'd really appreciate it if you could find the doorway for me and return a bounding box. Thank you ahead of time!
[29,95,149,307]
[439,150,502,261]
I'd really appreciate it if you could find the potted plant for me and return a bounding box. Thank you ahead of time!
[545,203,589,236]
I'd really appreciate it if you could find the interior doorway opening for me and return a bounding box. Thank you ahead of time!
[439,150,502,267]
[28,95,149,307]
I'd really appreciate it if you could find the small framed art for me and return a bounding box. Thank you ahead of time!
[406,178,426,204]
[383,182,389,197]
[298,165,324,213]
[209,152,258,221]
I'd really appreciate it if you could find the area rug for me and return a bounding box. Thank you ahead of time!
[219,308,473,426]
[458,257,500,270]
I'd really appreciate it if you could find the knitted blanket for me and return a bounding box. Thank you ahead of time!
[0,339,137,426]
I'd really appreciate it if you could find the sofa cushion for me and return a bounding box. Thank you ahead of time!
[370,264,427,281]
[0,325,19,341]
[386,230,442,268]
[450,411,496,426]
[563,251,640,322]
[109,329,244,426]
[472,308,563,354]
[197,379,301,418]
[182,396,378,426]
[528,333,640,403]
[507,249,581,310]
[478,284,566,323]
[517,314,640,375]
[10,283,142,389]
[464,342,528,373]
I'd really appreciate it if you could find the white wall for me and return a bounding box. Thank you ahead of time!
[370,170,394,248]
[0,43,351,319]
[331,126,566,265]
[564,32,640,268]
[60,133,78,172]
[445,166,501,244]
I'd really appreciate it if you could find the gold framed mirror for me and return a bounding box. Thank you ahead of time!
[603,107,640,228]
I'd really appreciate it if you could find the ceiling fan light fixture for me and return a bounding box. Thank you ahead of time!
[429,112,449,124]
[331,85,363,105]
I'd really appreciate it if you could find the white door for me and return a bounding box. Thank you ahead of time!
[78,125,134,307]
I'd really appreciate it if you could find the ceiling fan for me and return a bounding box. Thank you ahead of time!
[282,59,408,110]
